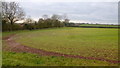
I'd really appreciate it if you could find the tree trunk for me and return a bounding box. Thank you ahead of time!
[10,20,14,31]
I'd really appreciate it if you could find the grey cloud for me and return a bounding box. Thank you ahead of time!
[20,2,118,24]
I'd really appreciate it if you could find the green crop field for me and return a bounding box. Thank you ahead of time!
[2,27,118,66]
[79,24,119,27]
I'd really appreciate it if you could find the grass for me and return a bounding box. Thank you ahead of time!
[14,27,118,61]
[2,30,30,38]
[3,52,117,66]
[2,27,118,66]
[0,32,2,67]
[79,24,119,27]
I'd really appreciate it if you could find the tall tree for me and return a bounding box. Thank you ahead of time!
[2,2,25,25]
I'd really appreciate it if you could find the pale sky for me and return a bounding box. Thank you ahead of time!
[4,0,119,2]
[4,0,119,24]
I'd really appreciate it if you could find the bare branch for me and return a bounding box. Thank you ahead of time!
[2,2,25,24]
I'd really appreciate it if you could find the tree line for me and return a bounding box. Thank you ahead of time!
[1,2,73,31]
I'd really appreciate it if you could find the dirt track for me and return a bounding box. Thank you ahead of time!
[3,34,120,64]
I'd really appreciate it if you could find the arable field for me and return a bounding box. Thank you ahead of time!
[2,27,118,66]
[79,24,119,27]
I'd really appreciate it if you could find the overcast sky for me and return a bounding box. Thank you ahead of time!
[18,2,118,24]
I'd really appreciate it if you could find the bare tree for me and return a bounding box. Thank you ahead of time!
[51,14,61,20]
[2,2,25,25]
[64,19,69,23]
[62,14,70,23]
[62,14,68,20]
[24,16,34,24]
[24,18,33,24]
[42,14,48,20]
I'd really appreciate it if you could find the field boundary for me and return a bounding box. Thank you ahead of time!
[68,26,119,28]
[3,34,120,64]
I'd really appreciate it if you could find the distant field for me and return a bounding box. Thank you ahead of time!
[79,24,119,27]
[2,27,118,66]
